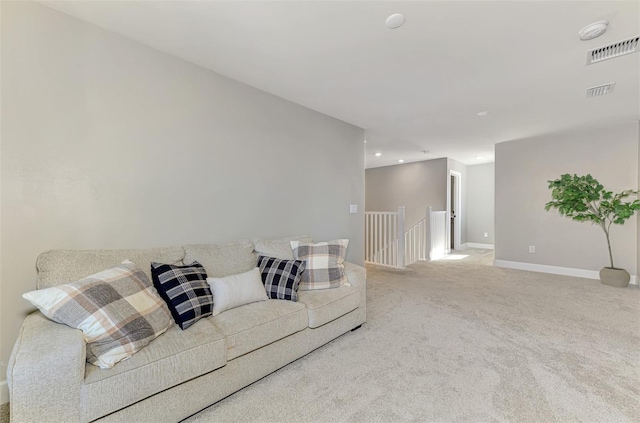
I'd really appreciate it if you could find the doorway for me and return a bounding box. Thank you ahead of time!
[447,170,462,252]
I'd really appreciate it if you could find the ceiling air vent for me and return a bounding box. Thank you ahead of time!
[586,82,615,98]
[586,36,639,65]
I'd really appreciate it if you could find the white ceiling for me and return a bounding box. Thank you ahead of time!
[41,0,640,168]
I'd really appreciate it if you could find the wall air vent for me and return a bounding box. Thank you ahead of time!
[586,36,639,65]
[586,82,615,98]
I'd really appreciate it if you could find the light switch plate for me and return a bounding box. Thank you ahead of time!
[349,204,358,214]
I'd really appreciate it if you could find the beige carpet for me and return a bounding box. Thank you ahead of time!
[185,249,640,422]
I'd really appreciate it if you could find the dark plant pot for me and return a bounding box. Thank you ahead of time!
[599,267,630,288]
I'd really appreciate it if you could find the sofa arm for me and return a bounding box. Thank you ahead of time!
[344,262,366,326]
[344,262,366,290]
[7,312,85,423]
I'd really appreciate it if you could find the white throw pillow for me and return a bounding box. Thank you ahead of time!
[207,267,268,316]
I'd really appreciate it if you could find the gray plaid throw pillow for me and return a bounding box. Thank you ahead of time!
[23,261,173,369]
[290,239,349,290]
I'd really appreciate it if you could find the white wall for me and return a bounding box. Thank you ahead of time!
[365,158,447,229]
[466,163,495,245]
[495,122,638,274]
[0,1,365,398]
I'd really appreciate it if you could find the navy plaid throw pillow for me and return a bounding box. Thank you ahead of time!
[151,261,213,330]
[257,256,305,301]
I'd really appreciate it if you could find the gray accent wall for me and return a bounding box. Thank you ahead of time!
[0,1,364,394]
[495,122,638,273]
[466,164,495,245]
[365,158,447,230]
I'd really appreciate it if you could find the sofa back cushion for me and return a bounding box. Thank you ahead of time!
[252,235,312,260]
[37,247,186,289]
[183,240,257,278]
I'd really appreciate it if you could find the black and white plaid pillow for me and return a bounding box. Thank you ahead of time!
[151,261,213,330]
[257,256,305,301]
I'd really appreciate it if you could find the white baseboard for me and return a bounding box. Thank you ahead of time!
[462,242,494,250]
[493,260,638,285]
[1,380,8,405]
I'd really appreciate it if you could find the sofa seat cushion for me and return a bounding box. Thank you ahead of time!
[297,286,360,328]
[210,300,308,360]
[81,318,226,421]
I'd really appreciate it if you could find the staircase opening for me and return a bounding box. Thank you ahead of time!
[365,206,447,269]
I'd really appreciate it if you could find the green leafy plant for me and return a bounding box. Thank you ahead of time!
[545,174,640,270]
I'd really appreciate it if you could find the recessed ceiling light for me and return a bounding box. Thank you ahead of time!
[385,13,405,29]
[398,159,405,163]
[477,111,488,116]
[579,20,608,41]
[475,156,483,159]
[364,139,367,143]
[375,152,382,157]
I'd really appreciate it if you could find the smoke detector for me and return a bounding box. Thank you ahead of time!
[586,82,615,98]
[579,20,608,41]
[385,14,405,29]
[586,36,640,65]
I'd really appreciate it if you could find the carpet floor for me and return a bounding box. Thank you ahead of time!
[185,249,640,422]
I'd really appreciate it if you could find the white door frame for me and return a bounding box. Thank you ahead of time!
[446,170,462,252]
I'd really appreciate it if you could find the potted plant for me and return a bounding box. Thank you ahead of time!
[545,173,640,288]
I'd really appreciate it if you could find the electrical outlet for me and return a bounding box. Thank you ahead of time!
[529,246,536,253]
[483,232,488,238]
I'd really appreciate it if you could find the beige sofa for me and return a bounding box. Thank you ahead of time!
[7,239,366,423]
